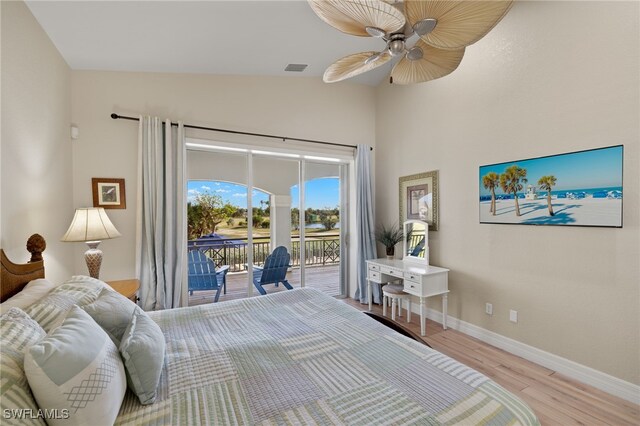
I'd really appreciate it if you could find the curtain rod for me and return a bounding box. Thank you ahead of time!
[110,113,372,151]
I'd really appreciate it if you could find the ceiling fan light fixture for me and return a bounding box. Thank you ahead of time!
[406,46,423,61]
[388,38,405,56]
[412,18,437,36]
[365,26,386,37]
[364,52,383,65]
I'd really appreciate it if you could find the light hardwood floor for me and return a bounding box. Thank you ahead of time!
[344,299,639,426]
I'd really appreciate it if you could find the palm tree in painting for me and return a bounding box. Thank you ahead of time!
[499,165,527,216]
[482,172,500,215]
[537,175,557,216]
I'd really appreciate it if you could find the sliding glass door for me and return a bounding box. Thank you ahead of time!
[186,143,348,304]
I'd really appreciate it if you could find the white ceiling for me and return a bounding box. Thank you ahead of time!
[26,0,394,86]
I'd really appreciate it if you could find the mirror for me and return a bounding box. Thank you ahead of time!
[403,220,429,264]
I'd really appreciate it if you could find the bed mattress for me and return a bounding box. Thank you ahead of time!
[115,288,538,425]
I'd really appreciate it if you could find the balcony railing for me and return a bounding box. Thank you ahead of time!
[188,234,340,272]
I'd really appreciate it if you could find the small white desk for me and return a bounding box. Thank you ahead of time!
[366,258,449,336]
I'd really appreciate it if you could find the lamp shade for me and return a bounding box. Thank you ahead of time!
[61,208,121,242]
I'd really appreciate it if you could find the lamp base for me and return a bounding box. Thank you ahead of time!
[84,241,103,279]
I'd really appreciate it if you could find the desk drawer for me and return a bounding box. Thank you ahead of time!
[404,281,422,294]
[368,271,381,282]
[380,266,402,278]
[405,272,448,296]
[368,263,380,272]
[404,272,421,283]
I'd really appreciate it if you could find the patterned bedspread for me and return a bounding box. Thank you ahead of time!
[115,289,539,425]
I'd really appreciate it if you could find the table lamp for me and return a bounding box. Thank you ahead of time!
[61,207,121,279]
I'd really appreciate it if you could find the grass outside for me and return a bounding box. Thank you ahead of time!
[214,218,339,240]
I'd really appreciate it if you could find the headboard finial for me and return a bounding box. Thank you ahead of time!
[26,234,46,263]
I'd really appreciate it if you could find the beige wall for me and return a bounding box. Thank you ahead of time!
[375,1,639,385]
[0,1,74,283]
[71,71,375,280]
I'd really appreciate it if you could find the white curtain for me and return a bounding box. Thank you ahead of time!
[136,117,187,310]
[354,145,378,304]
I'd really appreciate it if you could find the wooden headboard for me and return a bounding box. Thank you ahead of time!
[0,234,46,302]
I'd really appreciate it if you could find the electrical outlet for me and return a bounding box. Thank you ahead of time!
[509,310,518,323]
[485,303,493,315]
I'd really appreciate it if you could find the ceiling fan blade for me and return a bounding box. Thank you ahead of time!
[390,40,464,84]
[308,0,406,37]
[405,0,514,50]
[324,51,391,83]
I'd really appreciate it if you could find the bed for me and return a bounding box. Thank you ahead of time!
[1,235,539,425]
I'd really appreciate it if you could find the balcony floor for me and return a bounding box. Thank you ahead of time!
[188,264,340,307]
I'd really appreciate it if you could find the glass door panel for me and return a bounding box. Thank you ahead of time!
[186,149,248,305]
[303,161,344,296]
[253,155,301,291]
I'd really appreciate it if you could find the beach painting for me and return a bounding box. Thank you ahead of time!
[479,145,623,227]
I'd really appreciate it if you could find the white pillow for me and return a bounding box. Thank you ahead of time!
[0,279,56,314]
[0,308,47,425]
[24,306,127,426]
[119,306,166,405]
[23,276,105,333]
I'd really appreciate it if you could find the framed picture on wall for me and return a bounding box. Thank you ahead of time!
[92,178,126,209]
[399,170,439,231]
[479,145,623,227]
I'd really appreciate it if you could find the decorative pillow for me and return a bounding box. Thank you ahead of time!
[23,276,105,332]
[81,287,138,347]
[0,278,56,314]
[119,307,166,405]
[24,306,126,426]
[0,308,47,425]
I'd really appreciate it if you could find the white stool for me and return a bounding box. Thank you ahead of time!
[382,284,411,322]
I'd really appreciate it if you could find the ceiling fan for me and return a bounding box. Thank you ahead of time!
[308,0,514,84]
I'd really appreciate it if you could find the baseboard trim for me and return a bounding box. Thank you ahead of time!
[422,308,640,404]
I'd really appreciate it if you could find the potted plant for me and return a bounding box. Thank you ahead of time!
[375,223,404,259]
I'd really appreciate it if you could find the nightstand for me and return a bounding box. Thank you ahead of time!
[107,279,140,303]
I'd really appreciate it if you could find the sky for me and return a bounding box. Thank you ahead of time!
[479,146,623,195]
[187,178,340,209]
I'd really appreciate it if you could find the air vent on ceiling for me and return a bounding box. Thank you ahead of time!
[284,64,308,72]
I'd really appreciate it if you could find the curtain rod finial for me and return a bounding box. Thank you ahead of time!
[110,113,119,119]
